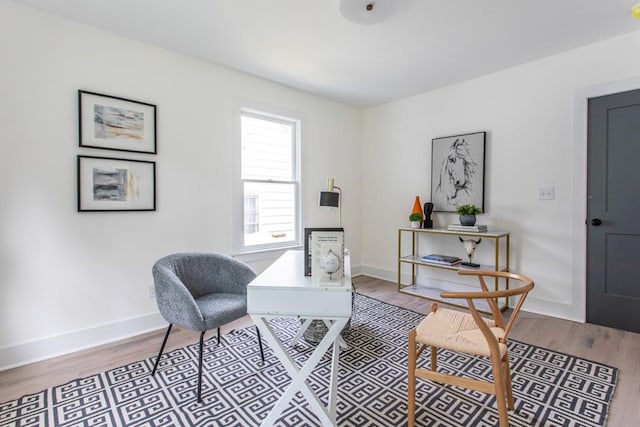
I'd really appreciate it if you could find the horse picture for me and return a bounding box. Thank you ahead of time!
[431,132,485,212]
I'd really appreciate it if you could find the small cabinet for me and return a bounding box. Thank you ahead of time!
[397,227,510,313]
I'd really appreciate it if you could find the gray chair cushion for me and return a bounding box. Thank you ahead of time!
[152,252,257,332]
[196,293,247,330]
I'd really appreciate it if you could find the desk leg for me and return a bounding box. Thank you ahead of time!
[322,319,348,349]
[289,318,313,346]
[328,322,341,422]
[251,315,347,427]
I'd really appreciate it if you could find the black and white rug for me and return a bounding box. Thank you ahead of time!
[1,294,618,426]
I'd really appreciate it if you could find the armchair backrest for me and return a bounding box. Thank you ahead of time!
[440,270,534,344]
[154,252,257,298]
[152,252,257,330]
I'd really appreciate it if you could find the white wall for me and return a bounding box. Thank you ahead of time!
[0,0,362,369]
[360,29,640,321]
[4,0,640,370]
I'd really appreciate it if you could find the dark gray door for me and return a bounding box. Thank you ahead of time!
[587,89,640,333]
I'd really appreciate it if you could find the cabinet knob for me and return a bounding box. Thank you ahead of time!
[591,218,602,226]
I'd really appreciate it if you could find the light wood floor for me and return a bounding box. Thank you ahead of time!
[1,276,638,426]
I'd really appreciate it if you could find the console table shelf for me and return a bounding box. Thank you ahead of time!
[397,227,510,313]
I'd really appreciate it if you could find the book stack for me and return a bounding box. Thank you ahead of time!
[421,254,462,266]
[447,224,488,233]
[304,227,344,276]
[309,229,345,285]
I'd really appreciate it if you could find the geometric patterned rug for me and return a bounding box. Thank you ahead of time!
[0,293,618,427]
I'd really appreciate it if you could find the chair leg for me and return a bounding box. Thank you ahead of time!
[256,326,265,362]
[217,327,221,345]
[197,330,206,403]
[503,354,515,410]
[491,354,509,427]
[430,346,438,371]
[407,329,417,427]
[151,324,173,376]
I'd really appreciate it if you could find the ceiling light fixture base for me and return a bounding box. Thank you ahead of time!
[339,0,400,25]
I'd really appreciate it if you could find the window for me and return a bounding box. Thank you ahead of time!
[235,108,301,253]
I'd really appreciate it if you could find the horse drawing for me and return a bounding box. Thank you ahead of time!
[435,138,477,207]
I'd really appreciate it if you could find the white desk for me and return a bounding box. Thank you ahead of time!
[248,250,352,427]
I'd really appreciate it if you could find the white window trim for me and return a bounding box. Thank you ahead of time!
[232,99,303,255]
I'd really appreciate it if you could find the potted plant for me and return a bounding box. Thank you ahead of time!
[456,204,482,226]
[409,213,423,229]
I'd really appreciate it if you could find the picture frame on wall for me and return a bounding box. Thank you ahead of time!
[77,155,156,212]
[431,131,486,212]
[79,90,157,154]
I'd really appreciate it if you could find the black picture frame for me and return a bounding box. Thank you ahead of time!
[77,155,156,212]
[304,227,344,276]
[79,90,157,154]
[431,131,486,212]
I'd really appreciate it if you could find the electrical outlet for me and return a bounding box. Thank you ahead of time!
[537,186,555,200]
[148,284,155,299]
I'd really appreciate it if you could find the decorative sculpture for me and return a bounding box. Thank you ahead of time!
[320,249,341,281]
[423,203,434,229]
[459,237,481,267]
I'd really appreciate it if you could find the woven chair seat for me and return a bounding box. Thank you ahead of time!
[415,307,506,358]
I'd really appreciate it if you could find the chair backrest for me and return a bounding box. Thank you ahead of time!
[152,252,257,330]
[440,270,534,342]
[154,252,257,298]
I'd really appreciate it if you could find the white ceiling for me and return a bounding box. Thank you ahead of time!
[11,0,640,107]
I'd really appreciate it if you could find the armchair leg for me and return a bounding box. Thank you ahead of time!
[430,346,438,371]
[197,330,206,403]
[151,324,173,376]
[256,326,265,362]
[407,329,417,427]
[491,354,509,427]
[503,355,515,410]
[217,327,221,345]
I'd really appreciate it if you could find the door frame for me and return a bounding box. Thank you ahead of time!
[572,75,640,323]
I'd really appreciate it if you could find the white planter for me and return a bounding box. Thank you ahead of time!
[410,221,421,229]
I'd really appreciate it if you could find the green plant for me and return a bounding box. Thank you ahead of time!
[409,213,423,221]
[456,204,482,215]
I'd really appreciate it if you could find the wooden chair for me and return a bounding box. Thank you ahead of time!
[407,270,534,427]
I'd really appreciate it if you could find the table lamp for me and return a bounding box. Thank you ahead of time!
[319,178,342,227]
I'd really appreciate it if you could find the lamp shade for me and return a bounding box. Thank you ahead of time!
[319,191,340,207]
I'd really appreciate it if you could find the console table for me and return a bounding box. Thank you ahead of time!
[397,227,510,313]
[247,250,352,427]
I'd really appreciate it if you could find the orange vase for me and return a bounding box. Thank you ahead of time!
[411,196,423,217]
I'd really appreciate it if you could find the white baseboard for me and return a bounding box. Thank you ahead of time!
[520,297,579,323]
[0,312,165,371]
[359,264,395,282]
[0,261,365,371]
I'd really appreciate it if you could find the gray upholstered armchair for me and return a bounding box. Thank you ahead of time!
[150,252,264,403]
